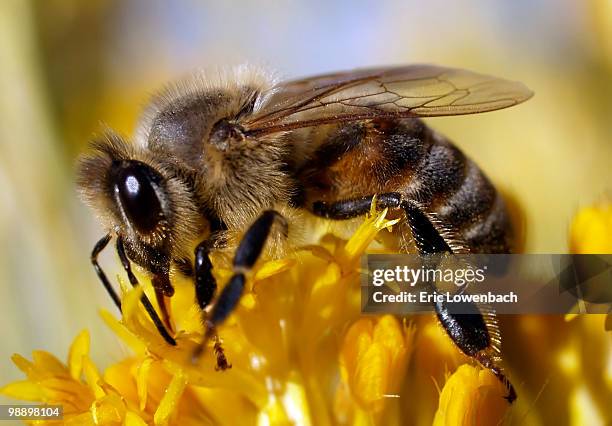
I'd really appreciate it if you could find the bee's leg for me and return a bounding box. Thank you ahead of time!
[397,201,517,397]
[400,200,516,403]
[194,238,230,370]
[152,274,175,333]
[195,239,218,310]
[312,193,516,403]
[195,218,228,311]
[314,194,463,252]
[90,233,121,310]
[193,210,287,361]
[313,193,403,219]
[116,236,176,346]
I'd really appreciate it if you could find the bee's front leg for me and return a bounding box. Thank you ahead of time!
[90,233,121,310]
[192,210,287,365]
[116,236,177,346]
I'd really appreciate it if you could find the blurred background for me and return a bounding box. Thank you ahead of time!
[0,0,610,423]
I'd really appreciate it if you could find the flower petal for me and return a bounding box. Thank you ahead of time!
[99,310,147,355]
[69,330,91,380]
[122,285,145,327]
[10,354,36,379]
[32,350,69,377]
[91,393,126,425]
[137,357,154,411]
[154,369,187,426]
[352,342,390,412]
[433,364,508,426]
[254,259,296,281]
[82,356,105,400]
[124,411,148,426]
[0,380,45,400]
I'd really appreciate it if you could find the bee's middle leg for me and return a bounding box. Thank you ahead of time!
[192,210,287,364]
[194,237,231,370]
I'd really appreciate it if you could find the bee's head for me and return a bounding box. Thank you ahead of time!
[76,131,205,269]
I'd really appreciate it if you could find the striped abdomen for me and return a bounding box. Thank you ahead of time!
[297,118,513,253]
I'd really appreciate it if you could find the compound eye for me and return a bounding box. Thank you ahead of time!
[113,161,164,234]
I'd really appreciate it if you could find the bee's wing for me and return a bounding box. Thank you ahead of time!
[244,64,533,136]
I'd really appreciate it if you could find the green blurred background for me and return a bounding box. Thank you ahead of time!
[0,0,610,418]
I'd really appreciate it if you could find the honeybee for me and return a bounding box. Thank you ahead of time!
[77,64,532,401]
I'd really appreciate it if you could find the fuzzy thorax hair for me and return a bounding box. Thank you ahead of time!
[132,66,295,229]
[134,65,279,148]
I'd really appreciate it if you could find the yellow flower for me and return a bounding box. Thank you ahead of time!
[1,330,217,426]
[3,202,611,424]
[433,364,508,426]
[1,331,95,424]
[2,208,404,425]
[336,315,415,423]
[569,202,612,254]
[565,202,612,424]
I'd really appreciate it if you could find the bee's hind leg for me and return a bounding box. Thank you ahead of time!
[313,193,458,253]
[312,193,516,403]
[192,210,287,365]
[397,199,516,403]
[312,193,403,220]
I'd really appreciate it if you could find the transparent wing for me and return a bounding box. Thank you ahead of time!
[244,64,533,136]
